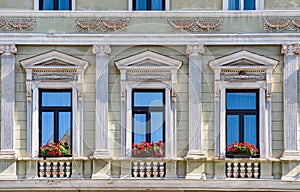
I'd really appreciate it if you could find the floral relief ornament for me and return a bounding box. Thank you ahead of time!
[168,18,223,32]
[0,18,35,31]
[75,18,130,32]
[263,17,300,31]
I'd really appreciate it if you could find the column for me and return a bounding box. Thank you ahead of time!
[0,44,17,158]
[92,44,111,158]
[186,44,206,158]
[281,43,300,158]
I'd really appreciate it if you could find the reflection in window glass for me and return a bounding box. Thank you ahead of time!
[41,112,54,146]
[150,112,163,142]
[59,112,71,145]
[133,114,147,144]
[134,92,163,107]
[42,92,71,107]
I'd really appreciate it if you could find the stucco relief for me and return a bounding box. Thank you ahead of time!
[263,17,300,31]
[0,18,35,31]
[75,18,130,32]
[168,18,223,32]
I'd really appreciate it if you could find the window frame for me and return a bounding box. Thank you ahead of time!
[225,89,260,153]
[132,0,165,11]
[34,0,75,11]
[223,0,264,10]
[39,89,72,154]
[129,0,169,11]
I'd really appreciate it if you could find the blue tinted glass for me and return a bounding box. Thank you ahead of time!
[134,92,163,107]
[42,92,71,107]
[41,112,54,146]
[244,115,257,146]
[58,0,70,10]
[151,0,163,10]
[150,112,163,142]
[59,112,71,146]
[136,0,147,10]
[228,0,240,10]
[227,92,256,110]
[133,114,147,144]
[244,0,255,10]
[227,115,239,144]
[43,0,54,10]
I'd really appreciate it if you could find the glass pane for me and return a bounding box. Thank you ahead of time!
[227,92,256,110]
[227,115,239,145]
[42,91,71,107]
[59,112,71,147]
[244,0,255,10]
[136,0,147,10]
[42,0,54,10]
[244,115,257,146]
[58,0,70,10]
[133,114,147,144]
[134,92,163,107]
[41,112,54,146]
[151,0,163,10]
[228,0,240,10]
[150,112,163,142]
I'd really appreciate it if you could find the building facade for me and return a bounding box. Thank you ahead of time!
[0,0,300,191]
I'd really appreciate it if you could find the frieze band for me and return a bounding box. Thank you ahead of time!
[0,18,35,31]
[75,18,130,32]
[168,18,223,32]
[263,17,300,31]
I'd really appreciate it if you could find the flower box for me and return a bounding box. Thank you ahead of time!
[132,141,164,158]
[226,142,259,158]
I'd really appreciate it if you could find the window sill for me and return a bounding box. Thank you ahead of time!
[18,157,88,161]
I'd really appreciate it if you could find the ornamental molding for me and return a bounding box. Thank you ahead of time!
[263,17,300,31]
[75,18,130,32]
[0,44,17,55]
[281,44,300,56]
[0,18,35,31]
[168,18,223,32]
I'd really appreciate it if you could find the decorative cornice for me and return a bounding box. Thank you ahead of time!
[92,45,111,56]
[0,18,35,31]
[186,44,205,56]
[75,18,130,32]
[263,17,300,31]
[0,44,17,55]
[168,18,223,32]
[281,44,300,56]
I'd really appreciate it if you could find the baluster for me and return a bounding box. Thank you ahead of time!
[233,163,239,178]
[52,162,58,178]
[58,161,63,177]
[226,163,232,178]
[39,162,45,177]
[152,162,158,177]
[65,162,71,178]
[139,162,145,177]
[254,163,259,178]
[46,162,52,177]
[240,163,245,178]
[132,162,138,178]
[159,162,165,177]
[247,163,253,178]
[146,162,152,177]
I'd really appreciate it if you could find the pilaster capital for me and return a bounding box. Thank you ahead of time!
[281,44,300,56]
[186,44,205,56]
[92,44,111,56]
[0,44,17,56]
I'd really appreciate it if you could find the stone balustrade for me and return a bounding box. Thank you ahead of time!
[226,160,260,179]
[38,159,72,178]
[132,160,166,178]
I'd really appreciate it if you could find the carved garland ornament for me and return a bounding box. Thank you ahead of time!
[0,18,35,31]
[75,18,130,32]
[263,17,300,31]
[168,18,223,32]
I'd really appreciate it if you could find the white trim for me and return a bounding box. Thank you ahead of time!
[34,0,75,11]
[223,0,264,10]
[128,0,170,11]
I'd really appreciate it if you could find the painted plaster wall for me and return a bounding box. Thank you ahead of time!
[265,0,300,10]
[0,0,33,10]
[171,0,221,10]
[76,0,127,10]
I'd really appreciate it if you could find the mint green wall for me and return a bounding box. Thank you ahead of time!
[265,0,300,10]
[170,0,221,10]
[0,0,33,10]
[76,0,127,10]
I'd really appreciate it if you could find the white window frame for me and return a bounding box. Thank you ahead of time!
[223,0,264,10]
[20,50,88,158]
[115,51,182,159]
[209,50,278,159]
[34,0,76,11]
[128,0,170,11]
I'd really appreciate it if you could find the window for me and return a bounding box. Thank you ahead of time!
[133,0,165,11]
[223,0,263,10]
[39,0,71,10]
[226,90,259,151]
[132,90,165,145]
[39,90,72,153]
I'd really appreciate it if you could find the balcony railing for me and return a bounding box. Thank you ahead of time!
[226,161,260,179]
[38,159,72,178]
[132,161,166,178]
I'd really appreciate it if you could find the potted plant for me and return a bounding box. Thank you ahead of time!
[226,142,259,158]
[40,141,70,158]
[132,140,165,158]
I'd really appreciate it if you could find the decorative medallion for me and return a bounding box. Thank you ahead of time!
[168,18,223,32]
[75,18,130,32]
[263,17,300,31]
[0,18,35,31]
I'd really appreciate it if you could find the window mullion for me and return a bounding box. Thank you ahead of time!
[54,110,59,143]
[146,110,151,142]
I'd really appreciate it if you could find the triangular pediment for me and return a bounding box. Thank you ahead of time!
[20,50,88,70]
[209,50,279,70]
[115,51,182,70]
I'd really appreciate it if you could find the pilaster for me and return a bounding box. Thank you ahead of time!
[186,44,206,159]
[92,44,111,158]
[0,44,17,159]
[281,44,300,159]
